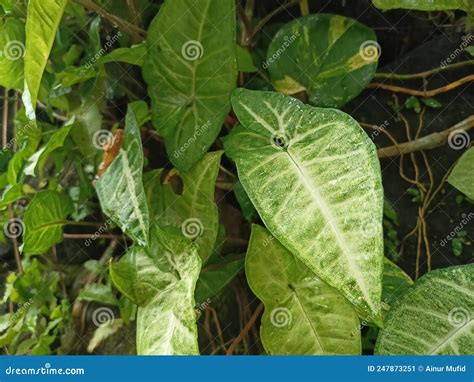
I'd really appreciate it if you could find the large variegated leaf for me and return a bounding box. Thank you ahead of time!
[246,225,361,355]
[142,0,237,170]
[143,151,222,262]
[224,89,384,323]
[96,103,149,246]
[376,264,474,355]
[381,258,413,314]
[23,190,73,255]
[22,0,67,119]
[266,14,378,108]
[447,147,474,199]
[111,225,201,355]
[372,0,473,11]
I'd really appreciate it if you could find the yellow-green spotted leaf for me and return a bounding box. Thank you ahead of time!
[22,0,68,119]
[111,225,201,355]
[224,89,384,324]
[375,264,474,355]
[372,0,473,11]
[267,14,378,108]
[143,0,237,171]
[246,225,361,355]
[447,147,474,200]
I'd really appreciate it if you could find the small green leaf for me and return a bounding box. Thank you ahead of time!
[236,45,257,73]
[23,190,73,255]
[96,103,150,246]
[22,0,68,119]
[375,264,474,355]
[451,237,464,257]
[224,89,384,323]
[246,225,361,355]
[78,284,118,306]
[267,14,378,108]
[466,46,474,57]
[448,147,474,199]
[87,319,123,353]
[381,258,413,309]
[233,181,257,222]
[144,151,222,262]
[421,97,442,109]
[111,225,201,355]
[143,0,237,170]
[97,43,146,66]
[405,96,421,113]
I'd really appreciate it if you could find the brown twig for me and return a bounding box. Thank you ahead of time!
[377,115,474,158]
[226,302,263,355]
[368,75,474,97]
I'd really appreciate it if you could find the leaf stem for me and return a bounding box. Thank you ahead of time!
[299,0,309,16]
[226,302,263,355]
[374,61,474,80]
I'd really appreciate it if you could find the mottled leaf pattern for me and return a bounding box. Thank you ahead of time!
[372,0,473,11]
[111,225,201,355]
[23,190,73,255]
[96,104,149,246]
[381,258,413,310]
[23,0,67,119]
[376,264,474,355]
[267,14,378,108]
[246,225,361,355]
[143,151,222,262]
[224,89,384,323]
[448,147,474,199]
[143,0,237,170]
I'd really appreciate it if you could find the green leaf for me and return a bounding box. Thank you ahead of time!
[233,181,257,222]
[236,45,257,73]
[448,147,474,199]
[22,0,68,119]
[375,264,474,355]
[223,89,384,323]
[144,151,222,262]
[381,258,413,309]
[142,0,237,170]
[78,284,118,306]
[0,17,25,89]
[372,0,473,11]
[405,96,421,113]
[23,190,73,255]
[266,14,378,108]
[111,225,201,355]
[87,319,123,353]
[98,43,146,66]
[466,46,474,57]
[195,255,244,303]
[421,97,442,109]
[96,103,149,246]
[246,225,361,355]
[24,126,71,176]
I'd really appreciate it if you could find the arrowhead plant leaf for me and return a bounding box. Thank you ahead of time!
[96,103,149,246]
[266,14,378,108]
[376,264,474,355]
[111,225,201,355]
[224,89,384,323]
[246,225,361,355]
[143,0,237,171]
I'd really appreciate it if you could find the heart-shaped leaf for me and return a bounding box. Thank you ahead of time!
[143,0,237,170]
[224,89,384,323]
[111,225,201,355]
[266,14,378,108]
[246,225,361,355]
[375,264,474,355]
[96,103,149,246]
